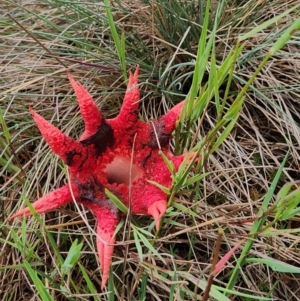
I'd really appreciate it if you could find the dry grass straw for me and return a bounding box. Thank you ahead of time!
[1,0,300,300]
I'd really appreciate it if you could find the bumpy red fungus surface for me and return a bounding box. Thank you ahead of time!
[10,67,190,288]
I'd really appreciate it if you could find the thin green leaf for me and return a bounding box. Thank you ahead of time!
[276,185,300,220]
[105,188,128,213]
[239,4,300,41]
[172,202,200,218]
[146,180,170,195]
[184,172,209,187]
[132,226,144,262]
[108,268,115,301]
[78,263,98,298]
[23,260,54,301]
[159,150,176,174]
[0,107,11,143]
[103,0,126,79]
[270,18,300,54]
[226,152,289,292]
[276,182,294,202]
[132,225,166,264]
[211,114,239,154]
[278,207,300,221]
[61,239,83,275]
[245,257,300,273]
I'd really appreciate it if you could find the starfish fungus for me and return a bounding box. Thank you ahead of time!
[10,66,190,288]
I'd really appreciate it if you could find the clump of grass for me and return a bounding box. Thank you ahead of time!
[1,0,300,300]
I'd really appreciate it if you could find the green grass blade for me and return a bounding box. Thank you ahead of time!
[239,4,300,41]
[103,0,127,79]
[78,263,98,299]
[225,151,289,293]
[132,225,166,264]
[269,17,300,54]
[23,260,54,301]
[61,239,83,276]
[245,257,300,273]
[105,188,128,213]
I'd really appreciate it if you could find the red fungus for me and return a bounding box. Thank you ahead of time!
[9,66,191,289]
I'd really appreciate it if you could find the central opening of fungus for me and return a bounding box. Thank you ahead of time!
[104,156,143,186]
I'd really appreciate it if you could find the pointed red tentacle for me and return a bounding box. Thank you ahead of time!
[82,202,119,289]
[155,100,184,134]
[171,151,198,170]
[115,66,140,126]
[97,226,116,289]
[30,108,83,166]
[147,200,167,231]
[9,184,78,220]
[68,73,105,140]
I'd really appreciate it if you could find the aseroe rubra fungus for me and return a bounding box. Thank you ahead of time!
[10,66,190,288]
